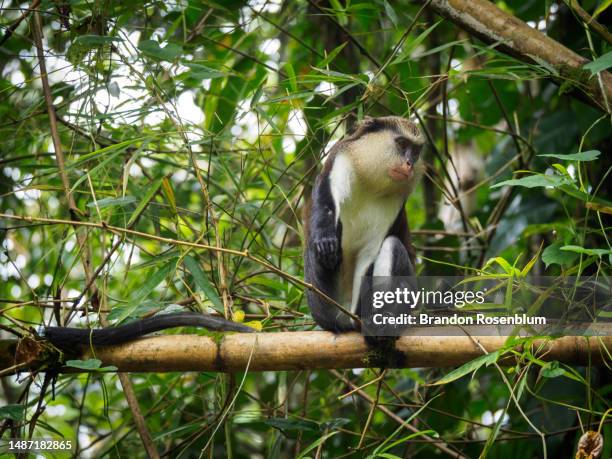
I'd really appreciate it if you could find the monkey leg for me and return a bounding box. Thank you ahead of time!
[372,235,414,278]
[358,236,415,366]
[361,236,415,345]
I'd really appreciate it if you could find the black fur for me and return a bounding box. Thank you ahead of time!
[304,114,422,334]
[351,117,401,139]
[304,170,352,331]
[305,176,415,333]
[44,312,254,352]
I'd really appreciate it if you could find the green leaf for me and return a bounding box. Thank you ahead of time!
[87,196,137,209]
[542,242,578,268]
[126,178,164,227]
[541,361,565,378]
[70,137,150,168]
[391,20,443,64]
[0,404,25,421]
[183,63,228,80]
[483,257,520,275]
[317,42,347,68]
[521,244,542,276]
[491,174,573,189]
[131,261,176,301]
[66,358,101,369]
[383,1,398,27]
[296,431,339,458]
[583,50,612,74]
[539,150,600,161]
[183,256,224,310]
[285,63,298,92]
[411,39,467,60]
[558,185,612,206]
[138,40,182,61]
[593,0,612,19]
[65,359,118,372]
[107,300,164,322]
[433,351,501,385]
[560,245,612,257]
[73,35,123,47]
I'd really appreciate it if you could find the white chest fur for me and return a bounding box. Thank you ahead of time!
[329,154,404,312]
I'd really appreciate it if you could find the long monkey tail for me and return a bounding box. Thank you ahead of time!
[44,312,255,352]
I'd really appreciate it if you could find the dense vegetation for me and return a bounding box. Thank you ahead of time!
[0,0,610,457]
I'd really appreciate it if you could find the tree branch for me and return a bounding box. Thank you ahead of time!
[4,332,610,373]
[421,0,612,112]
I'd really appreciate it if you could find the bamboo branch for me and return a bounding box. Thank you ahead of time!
[421,0,612,112]
[4,332,610,373]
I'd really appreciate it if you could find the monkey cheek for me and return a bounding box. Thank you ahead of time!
[388,164,413,182]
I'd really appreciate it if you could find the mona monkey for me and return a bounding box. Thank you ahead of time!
[304,116,424,332]
[45,116,423,352]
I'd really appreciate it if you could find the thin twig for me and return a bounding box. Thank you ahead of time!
[0,0,41,46]
[331,370,467,458]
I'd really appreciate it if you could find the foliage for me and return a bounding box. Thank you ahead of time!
[0,0,610,457]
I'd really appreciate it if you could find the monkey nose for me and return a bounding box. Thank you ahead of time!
[405,145,421,165]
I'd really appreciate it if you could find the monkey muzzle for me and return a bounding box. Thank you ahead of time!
[389,162,413,181]
[389,143,421,181]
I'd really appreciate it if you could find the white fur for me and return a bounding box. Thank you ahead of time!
[373,237,395,276]
[329,153,354,223]
[330,154,404,312]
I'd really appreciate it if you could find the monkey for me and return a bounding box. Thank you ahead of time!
[303,116,424,333]
[44,116,423,353]
[44,312,254,352]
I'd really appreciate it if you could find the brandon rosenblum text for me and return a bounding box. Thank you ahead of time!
[372,313,547,326]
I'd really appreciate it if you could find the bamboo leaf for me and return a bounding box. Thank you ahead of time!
[432,351,501,385]
[0,404,25,421]
[583,51,612,74]
[184,256,223,310]
[491,174,573,189]
[539,150,600,161]
[127,177,164,227]
[138,40,183,61]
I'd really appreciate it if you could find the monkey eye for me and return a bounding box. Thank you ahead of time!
[395,136,411,151]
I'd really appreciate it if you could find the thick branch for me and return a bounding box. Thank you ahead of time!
[3,332,610,373]
[422,0,612,112]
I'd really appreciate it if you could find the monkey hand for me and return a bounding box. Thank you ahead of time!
[314,236,341,269]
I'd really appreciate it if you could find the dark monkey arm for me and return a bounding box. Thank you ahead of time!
[309,173,342,269]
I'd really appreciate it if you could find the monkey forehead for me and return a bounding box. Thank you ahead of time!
[349,116,424,144]
[395,118,424,143]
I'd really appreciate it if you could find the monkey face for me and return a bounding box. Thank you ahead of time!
[344,116,424,192]
[388,135,422,182]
